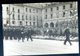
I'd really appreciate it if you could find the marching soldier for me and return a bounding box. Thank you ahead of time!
[17,29,22,42]
[64,27,72,45]
[27,28,33,41]
[21,30,25,42]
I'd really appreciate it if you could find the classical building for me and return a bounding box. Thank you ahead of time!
[42,2,78,34]
[2,4,42,28]
[2,2,78,35]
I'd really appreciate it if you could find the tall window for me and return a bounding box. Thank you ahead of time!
[51,8,53,11]
[20,21,22,25]
[57,7,59,10]
[6,7,9,14]
[30,22,31,25]
[18,9,20,13]
[12,21,15,24]
[63,5,65,9]
[30,15,31,20]
[13,7,14,11]
[18,14,20,20]
[70,4,73,8]
[22,15,24,20]
[13,14,15,20]
[29,9,31,12]
[6,7,8,11]
[50,22,54,27]
[51,14,53,19]
[63,12,65,17]
[6,20,9,24]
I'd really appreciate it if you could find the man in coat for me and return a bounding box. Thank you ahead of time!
[27,28,33,41]
[64,27,72,45]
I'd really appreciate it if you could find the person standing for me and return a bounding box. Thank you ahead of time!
[27,28,33,41]
[64,27,72,45]
[17,29,21,42]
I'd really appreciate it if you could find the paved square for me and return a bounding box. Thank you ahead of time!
[3,39,79,56]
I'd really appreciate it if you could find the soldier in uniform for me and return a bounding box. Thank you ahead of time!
[17,29,21,42]
[21,30,25,42]
[27,28,33,41]
[21,28,27,42]
[64,27,72,45]
[13,29,17,40]
[8,29,12,40]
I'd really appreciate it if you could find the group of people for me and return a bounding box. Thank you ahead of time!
[3,27,72,45]
[3,28,34,42]
[22,28,34,42]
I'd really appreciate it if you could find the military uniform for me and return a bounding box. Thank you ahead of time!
[27,29,33,41]
[64,28,72,45]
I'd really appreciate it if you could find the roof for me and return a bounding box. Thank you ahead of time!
[13,2,75,9]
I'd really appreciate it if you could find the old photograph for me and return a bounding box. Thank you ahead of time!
[2,2,79,56]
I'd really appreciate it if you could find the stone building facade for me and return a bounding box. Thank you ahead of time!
[2,2,78,35]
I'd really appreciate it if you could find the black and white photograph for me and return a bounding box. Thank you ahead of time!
[2,1,79,56]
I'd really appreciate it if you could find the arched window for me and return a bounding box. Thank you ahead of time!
[50,22,54,27]
[44,23,48,28]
